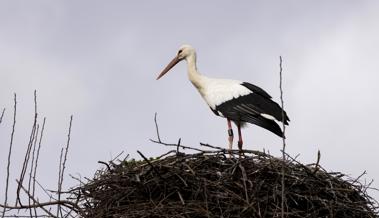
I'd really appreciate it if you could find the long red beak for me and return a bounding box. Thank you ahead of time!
[156,56,180,80]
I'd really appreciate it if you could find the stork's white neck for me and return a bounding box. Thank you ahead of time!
[186,53,205,90]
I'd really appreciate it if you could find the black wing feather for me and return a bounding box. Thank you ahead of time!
[241,82,271,99]
[244,114,284,137]
[240,82,290,123]
[215,89,290,137]
[217,93,290,123]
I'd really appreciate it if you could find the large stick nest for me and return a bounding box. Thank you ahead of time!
[75,147,378,217]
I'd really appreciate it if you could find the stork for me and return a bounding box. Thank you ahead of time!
[156,44,290,153]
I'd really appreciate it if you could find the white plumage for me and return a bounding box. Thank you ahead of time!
[194,77,252,110]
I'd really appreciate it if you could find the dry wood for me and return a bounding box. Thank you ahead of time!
[74,147,378,218]
[2,94,17,218]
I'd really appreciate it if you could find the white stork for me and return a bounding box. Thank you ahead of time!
[156,44,290,152]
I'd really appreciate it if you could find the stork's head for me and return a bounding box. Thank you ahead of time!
[156,44,196,80]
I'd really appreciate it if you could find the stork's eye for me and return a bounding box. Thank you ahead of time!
[178,49,183,54]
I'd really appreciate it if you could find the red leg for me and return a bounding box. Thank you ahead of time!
[227,119,233,152]
[237,123,243,152]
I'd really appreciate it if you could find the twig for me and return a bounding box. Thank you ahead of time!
[155,150,177,160]
[154,112,161,142]
[61,115,74,181]
[69,174,85,188]
[177,191,185,205]
[34,179,56,201]
[2,94,16,218]
[0,108,5,125]
[238,162,250,204]
[17,90,38,206]
[2,180,84,217]
[16,180,57,218]
[150,138,203,152]
[353,171,367,184]
[32,180,76,217]
[17,124,36,205]
[57,115,73,217]
[98,161,111,171]
[57,147,64,217]
[200,142,225,151]
[279,56,287,218]
[28,124,39,217]
[312,150,321,174]
[32,118,46,202]
[202,142,269,157]
[2,215,52,218]
[111,151,125,162]
[77,140,379,217]
[176,138,181,154]
[137,150,162,179]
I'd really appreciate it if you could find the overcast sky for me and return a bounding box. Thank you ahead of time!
[1,0,379,206]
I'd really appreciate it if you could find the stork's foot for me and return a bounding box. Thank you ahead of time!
[236,122,244,158]
[227,128,234,158]
[228,149,233,158]
[228,139,233,158]
[238,141,244,158]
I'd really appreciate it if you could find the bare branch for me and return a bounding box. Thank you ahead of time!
[0,108,5,125]
[154,112,162,142]
[61,115,73,182]
[312,150,321,174]
[150,138,203,152]
[18,181,56,218]
[1,180,83,217]
[32,118,46,203]
[57,148,64,217]
[57,115,73,217]
[279,56,287,218]
[17,90,38,206]
[2,215,52,218]
[137,150,162,179]
[2,94,17,218]
[34,179,55,200]
[200,142,227,151]
[77,138,378,217]
[238,162,249,204]
[110,151,125,163]
[353,170,367,184]
[1,94,82,217]
[279,56,286,142]
[28,124,39,217]
[97,161,111,171]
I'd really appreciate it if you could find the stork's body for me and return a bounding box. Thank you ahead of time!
[157,45,290,152]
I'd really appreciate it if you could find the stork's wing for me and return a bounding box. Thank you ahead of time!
[217,92,290,123]
[241,82,272,99]
[243,114,284,138]
[215,92,290,137]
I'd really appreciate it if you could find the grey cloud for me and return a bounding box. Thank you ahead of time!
[1,0,378,204]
